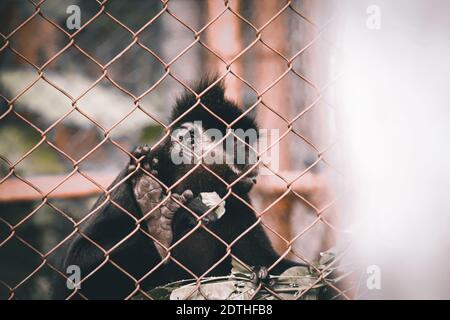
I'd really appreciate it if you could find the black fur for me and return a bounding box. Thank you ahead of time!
[51,77,301,300]
[171,77,257,134]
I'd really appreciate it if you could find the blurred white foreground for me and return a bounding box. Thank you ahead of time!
[336,0,450,299]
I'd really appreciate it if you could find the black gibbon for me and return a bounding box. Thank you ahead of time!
[52,77,303,299]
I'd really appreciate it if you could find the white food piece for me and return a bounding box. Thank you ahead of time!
[200,192,226,220]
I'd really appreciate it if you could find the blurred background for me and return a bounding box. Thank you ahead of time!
[1,0,449,299]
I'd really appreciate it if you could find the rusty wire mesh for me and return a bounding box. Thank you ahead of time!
[0,0,352,300]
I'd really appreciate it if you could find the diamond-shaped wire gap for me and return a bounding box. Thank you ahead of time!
[165,41,234,88]
[38,0,102,36]
[250,104,292,161]
[289,100,343,176]
[292,208,339,261]
[289,200,330,260]
[101,68,168,134]
[286,131,321,170]
[282,147,326,204]
[251,165,325,262]
[107,45,166,97]
[69,212,163,295]
[73,13,134,66]
[219,72,260,123]
[290,181,341,239]
[106,260,146,300]
[71,143,164,219]
[237,39,290,91]
[171,230,230,277]
[291,245,352,301]
[199,9,257,60]
[258,6,314,59]
[0,1,36,36]
[67,77,140,136]
[135,7,197,72]
[259,211,297,257]
[0,113,72,177]
[84,257,141,299]
[138,9,198,64]
[192,13,252,73]
[11,201,73,256]
[15,138,73,177]
[68,137,129,176]
[291,100,336,154]
[34,5,115,73]
[165,0,204,30]
[226,206,309,277]
[16,262,73,300]
[0,58,40,100]
[137,73,191,128]
[0,180,47,226]
[293,14,336,54]
[5,74,75,131]
[0,112,40,165]
[104,0,164,32]
[278,72,321,122]
[0,235,44,298]
[49,232,112,297]
[105,103,167,149]
[6,13,71,68]
[291,36,337,90]
[286,11,324,67]
[251,176,298,245]
[40,46,105,98]
[74,158,156,227]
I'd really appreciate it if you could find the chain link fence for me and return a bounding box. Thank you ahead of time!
[0,0,353,300]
